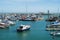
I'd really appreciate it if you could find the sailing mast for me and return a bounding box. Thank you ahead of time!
[58,8,60,17]
[48,10,49,19]
[25,2,28,13]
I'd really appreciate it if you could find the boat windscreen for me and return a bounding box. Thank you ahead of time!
[20,26,23,28]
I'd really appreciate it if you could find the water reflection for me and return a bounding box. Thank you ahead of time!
[17,30,30,40]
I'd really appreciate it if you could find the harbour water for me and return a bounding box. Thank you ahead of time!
[0,15,60,40]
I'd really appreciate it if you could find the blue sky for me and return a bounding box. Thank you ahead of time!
[0,0,60,13]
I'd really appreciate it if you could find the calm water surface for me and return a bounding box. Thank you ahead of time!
[0,15,60,40]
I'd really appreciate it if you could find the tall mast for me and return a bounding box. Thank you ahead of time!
[48,10,49,19]
[58,8,59,16]
[25,2,28,13]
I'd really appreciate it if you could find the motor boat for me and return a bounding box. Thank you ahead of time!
[46,16,58,22]
[51,20,60,26]
[2,20,15,25]
[7,21,15,25]
[50,31,60,36]
[17,24,30,32]
[0,23,9,29]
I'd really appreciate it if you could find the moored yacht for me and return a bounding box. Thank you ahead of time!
[50,31,60,36]
[46,16,58,22]
[51,20,60,26]
[2,19,15,25]
[7,21,15,25]
[0,23,9,29]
